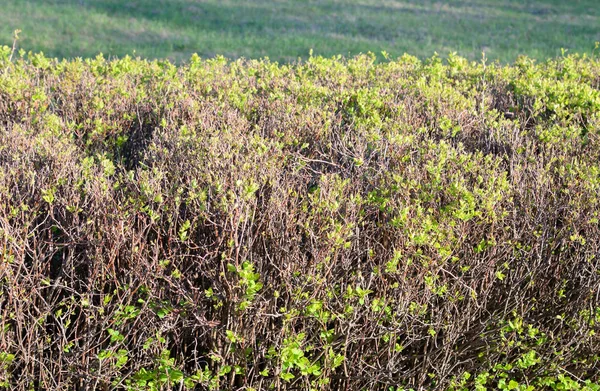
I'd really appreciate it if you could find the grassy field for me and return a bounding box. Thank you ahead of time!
[1,0,599,63]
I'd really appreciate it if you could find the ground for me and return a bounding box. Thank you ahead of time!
[1,0,599,63]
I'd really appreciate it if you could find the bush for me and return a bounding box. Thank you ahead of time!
[0,50,599,390]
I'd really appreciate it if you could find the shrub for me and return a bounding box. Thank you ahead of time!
[0,50,599,390]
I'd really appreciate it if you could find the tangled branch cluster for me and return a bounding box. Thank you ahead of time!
[0,51,599,390]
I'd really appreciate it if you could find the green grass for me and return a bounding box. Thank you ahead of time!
[1,0,599,63]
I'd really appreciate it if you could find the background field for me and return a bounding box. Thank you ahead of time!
[1,0,599,63]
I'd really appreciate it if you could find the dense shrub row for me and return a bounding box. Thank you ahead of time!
[0,48,600,390]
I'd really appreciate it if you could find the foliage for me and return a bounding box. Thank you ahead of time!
[0,50,599,390]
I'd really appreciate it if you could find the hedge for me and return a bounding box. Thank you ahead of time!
[0,48,600,390]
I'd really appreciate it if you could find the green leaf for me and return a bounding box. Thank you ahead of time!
[0,352,15,364]
[178,220,191,241]
[41,188,55,204]
[332,353,345,369]
[98,350,112,360]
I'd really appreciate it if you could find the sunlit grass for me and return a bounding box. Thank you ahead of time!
[1,0,599,62]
